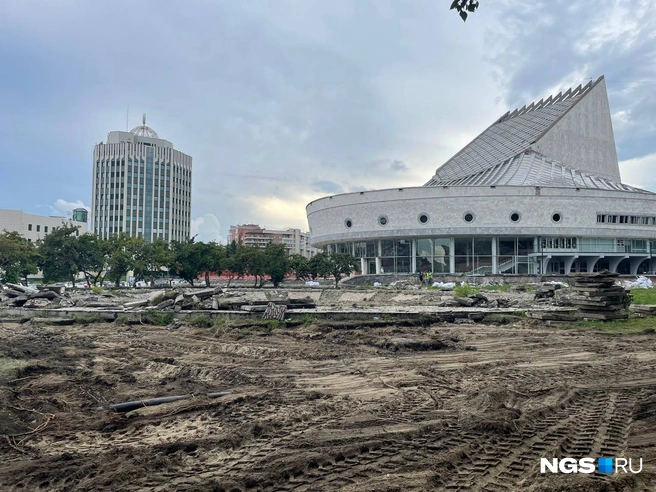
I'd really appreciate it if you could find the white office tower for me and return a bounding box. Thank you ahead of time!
[91,115,192,243]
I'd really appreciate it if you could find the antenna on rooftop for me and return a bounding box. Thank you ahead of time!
[143,113,147,125]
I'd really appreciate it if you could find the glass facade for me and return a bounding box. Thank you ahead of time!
[92,136,191,243]
[324,235,655,275]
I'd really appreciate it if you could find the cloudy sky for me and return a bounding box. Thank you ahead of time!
[1,0,655,242]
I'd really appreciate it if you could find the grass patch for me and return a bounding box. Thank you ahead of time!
[454,284,479,298]
[480,284,511,292]
[563,316,656,335]
[301,314,318,327]
[0,357,29,378]
[91,285,103,295]
[630,289,656,305]
[141,312,174,326]
[356,285,375,290]
[188,315,213,328]
[115,314,138,325]
[211,318,284,339]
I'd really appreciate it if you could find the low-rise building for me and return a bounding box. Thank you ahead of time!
[229,224,317,258]
[0,209,88,243]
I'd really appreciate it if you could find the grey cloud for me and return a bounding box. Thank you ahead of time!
[487,0,656,162]
[389,160,408,172]
[312,180,344,195]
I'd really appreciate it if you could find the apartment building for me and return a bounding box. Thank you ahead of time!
[229,224,317,258]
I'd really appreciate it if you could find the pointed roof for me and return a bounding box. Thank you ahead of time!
[425,76,630,191]
[430,150,648,193]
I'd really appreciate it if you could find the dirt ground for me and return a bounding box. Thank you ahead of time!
[1,317,655,491]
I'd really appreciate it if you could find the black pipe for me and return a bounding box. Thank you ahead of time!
[98,391,232,413]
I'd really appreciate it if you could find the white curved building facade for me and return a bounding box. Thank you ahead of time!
[306,77,656,276]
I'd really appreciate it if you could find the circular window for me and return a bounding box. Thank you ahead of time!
[378,215,388,226]
[418,213,429,224]
[345,219,352,229]
[552,212,562,223]
[510,212,521,222]
[463,212,475,223]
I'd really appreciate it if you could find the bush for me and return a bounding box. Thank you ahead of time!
[91,285,103,295]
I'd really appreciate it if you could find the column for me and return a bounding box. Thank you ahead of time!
[491,237,498,274]
[411,240,417,273]
[449,237,455,274]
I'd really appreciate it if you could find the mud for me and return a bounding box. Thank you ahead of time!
[1,318,655,491]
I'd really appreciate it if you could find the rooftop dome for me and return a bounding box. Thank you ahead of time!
[130,113,160,138]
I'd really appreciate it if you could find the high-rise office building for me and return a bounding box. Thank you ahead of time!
[91,115,192,243]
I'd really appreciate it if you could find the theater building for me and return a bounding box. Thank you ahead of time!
[306,77,656,276]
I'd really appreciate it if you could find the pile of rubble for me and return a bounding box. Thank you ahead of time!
[1,283,65,308]
[0,283,319,313]
[126,288,317,313]
[451,292,516,309]
[570,272,629,320]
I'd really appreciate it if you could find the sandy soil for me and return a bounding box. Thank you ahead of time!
[1,317,655,491]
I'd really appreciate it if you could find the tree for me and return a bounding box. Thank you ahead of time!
[16,239,40,285]
[326,253,359,287]
[0,231,39,284]
[38,225,80,285]
[240,246,267,287]
[221,241,246,287]
[135,239,173,286]
[105,234,140,287]
[264,243,289,287]
[0,232,22,283]
[450,0,479,21]
[309,252,332,280]
[197,242,225,287]
[75,234,108,286]
[169,239,207,287]
[288,254,311,280]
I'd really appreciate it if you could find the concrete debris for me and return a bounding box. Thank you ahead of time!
[124,299,149,309]
[156,299,175,310]
[571,272,629,321]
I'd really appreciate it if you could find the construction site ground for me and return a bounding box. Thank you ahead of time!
[1,307,655,491]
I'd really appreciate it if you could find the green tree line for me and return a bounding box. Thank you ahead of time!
[0,226,358,287]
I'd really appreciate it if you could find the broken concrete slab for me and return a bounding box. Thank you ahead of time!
[124,299,149,309]
[6,283,33,294]
[30,290,59,300]
[38,285,66,295]
[23,299,52,308]
[194,288,215,300]
[156,299,175,309]
[455,297,476,307]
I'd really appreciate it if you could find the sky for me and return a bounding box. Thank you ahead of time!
[1,0,655,243]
